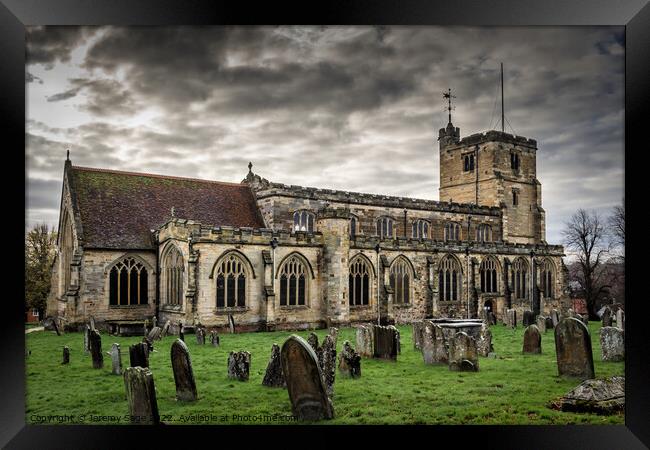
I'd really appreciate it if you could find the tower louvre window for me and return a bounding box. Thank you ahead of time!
[513,190,519,206]
[511,152,520,171]
[463,154,475,172]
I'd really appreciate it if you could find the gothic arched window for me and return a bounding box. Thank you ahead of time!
[109,257,149,306]
[511,152,520,171]
[349,255,371,306]
[480,257,498,294]
[512,257,529,300]
[377,217,394,239]
[215,253,247,308]
[390,257,412,304]
[279,254,308,306]
[444,222,461,241]
[476,224,492,242]
[162,245,184,306]
[540,259,554,299]
[293,210,315,232]
[412,219,429,239]
[438,255,461,302]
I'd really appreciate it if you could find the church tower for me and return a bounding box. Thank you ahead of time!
[437,90,545,245]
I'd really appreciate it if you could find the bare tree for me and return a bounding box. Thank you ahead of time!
[562,209,611,319]
[25,224,57,320]
[608,200,625,261]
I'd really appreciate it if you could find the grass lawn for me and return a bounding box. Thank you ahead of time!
[25,321,624,425]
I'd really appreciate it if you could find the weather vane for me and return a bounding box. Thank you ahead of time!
[443,88,456,124]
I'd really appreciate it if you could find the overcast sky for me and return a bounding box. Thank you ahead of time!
[25,26,624,247]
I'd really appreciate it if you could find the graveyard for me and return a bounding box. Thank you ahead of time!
[25,321,624,425]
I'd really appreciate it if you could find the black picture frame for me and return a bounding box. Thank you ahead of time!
[4,0,648,447]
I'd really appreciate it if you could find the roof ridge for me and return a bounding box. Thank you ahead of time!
[71,165,246,187]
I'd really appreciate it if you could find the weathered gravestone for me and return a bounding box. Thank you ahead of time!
[171,339,198,401]
[554,317,595,379]
[329,327,339,348]
[373,325,399,360]
[262,343,286,387]
[545,316,554,330]
[556,376,625,414]
[52,316,63,336]
[507,309,517,329]
[161,320,171,337]
[616,309,625,331]
[523,310,535,327]
[83,324,90,353]
[281,335,334,421]
[62,346,70,365]
[355,324,374,357]
[129,342,149,368]
[142,336,154,353]
[227,351,251,381]
[413,321,425,350]
[89,329,103,369]
[210,331,220,347]
[196,327,206,345]
[151,316,157,329]
[89,315,96,331]
[448,332,479,372]
[476,322,493,357]
[107,343,122,375]
[600,327,624,362]
[388,325,401,354]
[179,326,185,342]
[551,309,560,327]
[147,326,162,342]
[228,314,236,334]
[320,335,337,398]
[536,315,547,333]
[601,307,613,327]
[523,325,542,354]
[338,341,361,378]
[421,321,448,364]
[123,367,160,425]
[307,332,319,352]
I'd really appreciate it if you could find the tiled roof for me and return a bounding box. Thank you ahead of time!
[70,166,265,249]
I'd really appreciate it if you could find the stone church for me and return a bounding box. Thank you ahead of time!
[46,118,569,334]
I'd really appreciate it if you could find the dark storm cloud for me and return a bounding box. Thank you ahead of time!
[26,26,96,68]
[25,26,624,245]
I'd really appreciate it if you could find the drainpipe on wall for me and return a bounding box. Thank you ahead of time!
[475,145,479,205]
[270,237,278,290]
[466,246,470,319]
[403,209,408,238]
[530,250,535,313]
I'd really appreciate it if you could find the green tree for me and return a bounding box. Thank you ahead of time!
[25,224,57,320]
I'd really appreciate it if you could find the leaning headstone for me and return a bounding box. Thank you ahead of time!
[227,351,251,381]
[616,309,625,331]
[129,342,149,368]
[477,322,493,357]
[107,343,122,375]
[123,367,160,425]
[373,325,398,360]
[536,315,547,334]
[556,376,624,415]
[89,329,103,369]
[338,341,361,378]
[413,321,425,350]
[448,332,479,372]
[355,325,374,358]
[320,335,337,398]
[388,325,401,354]
[210,331,220,347]
[171,339,197,401]
[147,326,162,342]
[161,320,171,337]
[228,314,236,334]
[52,317,62,336]
[62,346,70,365]
[554,317,595,379]
[281,335,334,421]
[196,327,206,345]
[551,309,560,327]
[523,310,535,327]
[262,344,286,387]
[601,307,613,328]
[523,325,542,354]
[83,324,90,353]
[600,327,624,362]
